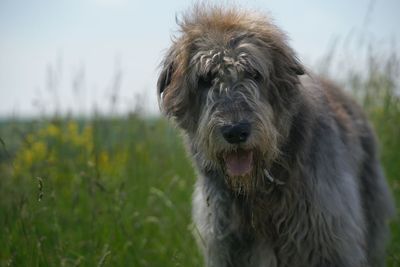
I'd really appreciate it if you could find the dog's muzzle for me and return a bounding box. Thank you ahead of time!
[220,121,251,144]
[218,122,253,177]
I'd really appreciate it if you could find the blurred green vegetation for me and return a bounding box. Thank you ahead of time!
[0,116,202,266]
[0,52,399,266]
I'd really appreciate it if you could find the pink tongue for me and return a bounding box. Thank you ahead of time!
[224,150,253,177]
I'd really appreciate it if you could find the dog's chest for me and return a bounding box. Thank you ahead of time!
[193,180,281,266]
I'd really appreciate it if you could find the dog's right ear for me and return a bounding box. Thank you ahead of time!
[157,61,174,96]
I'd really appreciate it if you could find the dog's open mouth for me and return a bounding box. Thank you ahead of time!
[223,149,253,177]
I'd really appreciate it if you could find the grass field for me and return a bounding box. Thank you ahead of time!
[0,116,203,266]
[1,55,399,266]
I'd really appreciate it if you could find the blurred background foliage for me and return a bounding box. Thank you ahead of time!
[0,39,399,267]
[1,115,200,266]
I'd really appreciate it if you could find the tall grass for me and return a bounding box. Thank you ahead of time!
[0,116,202,266]
[0,50,399,266]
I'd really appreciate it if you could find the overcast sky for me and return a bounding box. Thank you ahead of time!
[0,0,399,117]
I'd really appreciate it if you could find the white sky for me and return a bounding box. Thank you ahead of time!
[0,0,399,117]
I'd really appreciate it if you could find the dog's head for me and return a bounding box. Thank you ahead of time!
[158,6,304,192]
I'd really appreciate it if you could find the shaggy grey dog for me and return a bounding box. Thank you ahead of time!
[157,6,394,267]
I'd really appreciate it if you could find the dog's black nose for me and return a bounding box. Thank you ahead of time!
[221,122,251,144]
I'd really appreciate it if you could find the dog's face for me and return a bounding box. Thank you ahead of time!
[158,8,304,192]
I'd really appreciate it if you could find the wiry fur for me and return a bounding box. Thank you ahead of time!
[157,5,394,267]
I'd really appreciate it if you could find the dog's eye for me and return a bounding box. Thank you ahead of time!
[245,70,262,82]
[198,72,214,89]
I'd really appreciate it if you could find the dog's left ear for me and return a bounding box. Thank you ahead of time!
[267,33,305,76]
[289,56,305,76]
[276,45,305,76]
